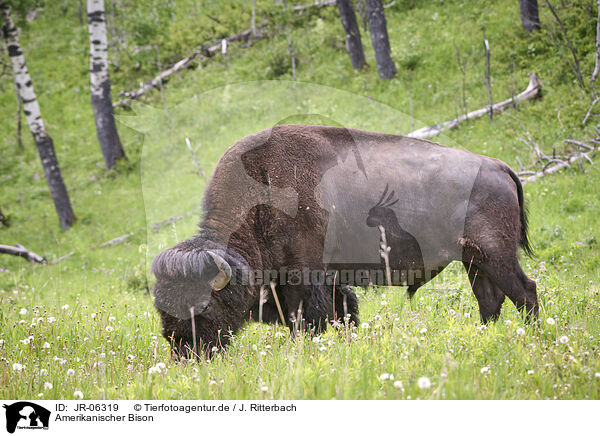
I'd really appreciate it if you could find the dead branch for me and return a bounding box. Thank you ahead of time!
[482,25,493,121]
[185,137,207,181]
[49,251,75,265]
[116,28,263,107]
[152,215,185,232]
[292,1,336,11]
[407,72,541,139]
[0,244,45,263]
[583,96,600,125]
[95,233,134,249]
[520,146,598,183]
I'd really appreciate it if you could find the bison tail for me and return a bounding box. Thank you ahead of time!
[505,166,534,257]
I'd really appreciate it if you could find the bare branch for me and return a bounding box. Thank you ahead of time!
[407,72,541,139]
[545,0,584,90]
[0,244,45,263]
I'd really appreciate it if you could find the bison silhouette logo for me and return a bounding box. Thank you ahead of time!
[3,402,50,433]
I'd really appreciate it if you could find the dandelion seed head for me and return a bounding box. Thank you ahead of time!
[43,382,53,390]
[73,390,84,399]
[546,317,555,326]
[559,335,569,344]
[417,377,431,389]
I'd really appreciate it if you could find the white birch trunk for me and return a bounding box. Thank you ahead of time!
[1,3,75,230]
[87,0,125,169]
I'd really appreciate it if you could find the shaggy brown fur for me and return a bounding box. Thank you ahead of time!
[153,124,537,356]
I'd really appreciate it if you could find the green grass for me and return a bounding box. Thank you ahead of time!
[1,0,600,399]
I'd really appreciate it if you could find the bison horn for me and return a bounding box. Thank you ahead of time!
[206,250,232,291]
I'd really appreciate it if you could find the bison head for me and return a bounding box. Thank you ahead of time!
[152,236,252,356]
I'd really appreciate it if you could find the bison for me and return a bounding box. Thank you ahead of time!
[152,124,537,356]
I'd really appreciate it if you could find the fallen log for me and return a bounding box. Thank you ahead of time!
[0,244,45,263]
[116,28,264,107]
[407,72,541,139]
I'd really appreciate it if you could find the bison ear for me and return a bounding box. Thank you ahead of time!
[206,250,232,291]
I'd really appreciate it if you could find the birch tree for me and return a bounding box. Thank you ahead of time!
[87,0,125,170]
[365,0,396,79]
[336,0,366,70]
[1,3,75,230]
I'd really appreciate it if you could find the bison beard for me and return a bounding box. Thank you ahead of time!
[152,124,537,358]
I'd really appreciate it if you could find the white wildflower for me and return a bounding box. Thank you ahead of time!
[420,327,428,334]
[380,373,390,381]
[527,370,534,375]
[105,326,114,332]
[108,316,116,322]
[19,308,27,316]
[47,317,56,323]
[42,342,51,349]
[61,304,69,310]
[546,317,555,326]
[480,366,490,374]
[448,309,456,316]
[516,328,525,336]
[40,369,48,376]
[43,382,53,390]
[393,381,403,389]
[12,363,23,371]
[66,369,75,376]
[361,322,370,329]
[464,312,471,318]
[417,377,431,389]
[559,335,569,344]
[73,391,84,399]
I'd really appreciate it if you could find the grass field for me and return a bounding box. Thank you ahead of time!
[1,0,600,400]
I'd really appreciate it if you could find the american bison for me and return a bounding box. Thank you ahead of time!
[152,124,537,356]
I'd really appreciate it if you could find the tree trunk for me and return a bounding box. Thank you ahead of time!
[365,0,396,79]
[87,0,125,170]
[1,3,75,230]
[336,0,366,70]
[519,0,541,32]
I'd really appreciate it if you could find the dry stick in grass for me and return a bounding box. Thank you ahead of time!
[407,72,541,139]
[288,38,296,81]
[482,25,493,121]
[269,281,287,326]
[185,137,207,181]
[49,251,75,265]
[545,0,584,90]
[96,232,133,248]
[258,285,268,323]
[189,306,198,358]
[377,225,392,287]
[0,244,45,263]
[583,96,600,125]
[591,0,600,97]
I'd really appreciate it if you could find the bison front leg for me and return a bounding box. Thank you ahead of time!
[462,262,506,323]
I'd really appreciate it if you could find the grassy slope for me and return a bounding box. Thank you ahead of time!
[0,0,599,399]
